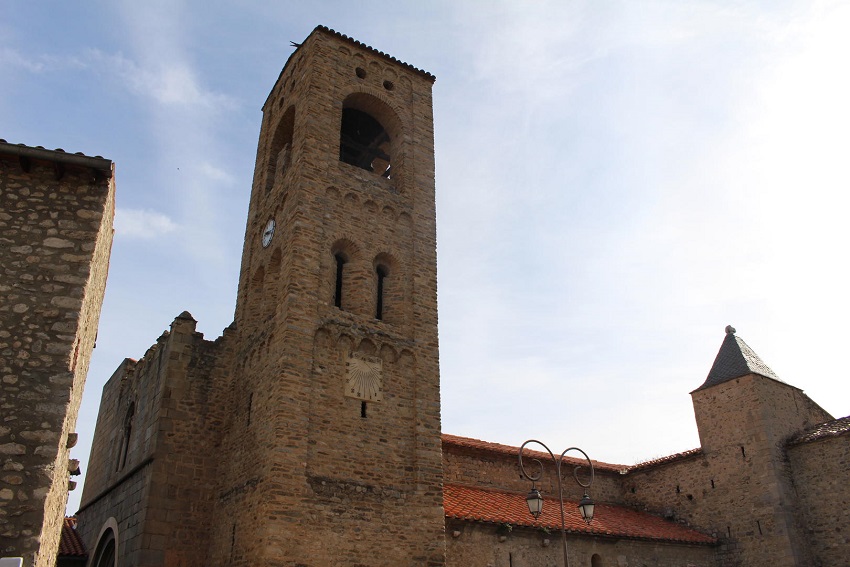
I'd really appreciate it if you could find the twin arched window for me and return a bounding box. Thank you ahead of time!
[332,248,394,322]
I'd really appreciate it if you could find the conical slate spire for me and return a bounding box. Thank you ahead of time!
[694,325,782,392]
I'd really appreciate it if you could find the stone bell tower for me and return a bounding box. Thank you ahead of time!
[216,26,445,566]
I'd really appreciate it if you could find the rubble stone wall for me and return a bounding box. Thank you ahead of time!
[787,432,850,566]
[0,147,114,566]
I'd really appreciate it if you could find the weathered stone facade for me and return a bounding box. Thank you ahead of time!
[445,521,716,567]
[0,142,114,566]
[78,26,444,567]
[73,26,849,567]
[77,315,229,566]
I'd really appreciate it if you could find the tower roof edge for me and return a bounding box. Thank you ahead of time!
[692,326,783,392]
[263,25,436,110]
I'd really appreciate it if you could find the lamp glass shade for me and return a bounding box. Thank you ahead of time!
[578,494,594,524]
[526,488,543,519]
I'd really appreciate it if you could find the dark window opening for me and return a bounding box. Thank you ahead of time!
[711,479,715,489]
[339,108,391,178]
[740,445,746,458]
[116,402,135,472]
[361,401,367,418]
[92,530,116,567]
[375,265,388,320]
[383,80,394,91]
[355,67,366,79]
[334,253,346,309]
[247,393,253,427]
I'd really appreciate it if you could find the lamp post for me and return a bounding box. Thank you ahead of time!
[518,440,595,567]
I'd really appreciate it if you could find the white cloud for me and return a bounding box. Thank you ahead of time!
[115,208,178,239]
[0,47,85,73]
[86,49,236,111]
[0,47,46,72]
[199,162,236,184]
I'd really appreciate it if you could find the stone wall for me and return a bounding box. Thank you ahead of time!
[446,520,715,567]
[787,429,850,566]
[0,144,114,566]
[77,313,230,567]
[697,374,832,566]
[77,345,159,564]
[208,27,446,566]
[443,442,624,505]
[622,373,835,566]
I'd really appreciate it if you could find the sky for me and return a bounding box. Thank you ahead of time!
[3,1,850,515]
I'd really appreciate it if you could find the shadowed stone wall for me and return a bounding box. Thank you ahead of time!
[77,314,230,567]
[787,423,850,566]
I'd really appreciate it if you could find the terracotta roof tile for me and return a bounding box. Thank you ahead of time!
[787,415,850,446]
[442,434,627,473]
[59,517,86,557]
[444,484,715,545]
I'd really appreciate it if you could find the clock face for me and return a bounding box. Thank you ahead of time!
[345,354,383,402]
[262,218,275,248]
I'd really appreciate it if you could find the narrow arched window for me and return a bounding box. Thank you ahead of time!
[267,106,295,193]
[591,553,603,567]
[334,253,347,309]
[375,265,388,320]
[115,402,134,472]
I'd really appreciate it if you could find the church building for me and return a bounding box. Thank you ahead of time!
[75,26,849,567]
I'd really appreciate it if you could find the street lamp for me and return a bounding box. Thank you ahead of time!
[518,440,595,567]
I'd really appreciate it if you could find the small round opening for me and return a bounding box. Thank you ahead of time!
[355,67,367,79]
[383,80,394,91]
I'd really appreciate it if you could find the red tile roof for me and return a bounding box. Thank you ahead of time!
[442,434,627,473]
[444,484,715,545]
[59,517,87,557]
